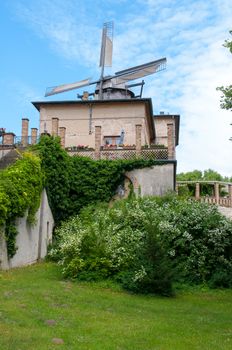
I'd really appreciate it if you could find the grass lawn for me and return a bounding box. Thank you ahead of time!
[0,263,232,350]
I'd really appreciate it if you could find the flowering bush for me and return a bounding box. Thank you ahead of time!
[49,200,173,295]
[158,198,232,287]
[49,195,232,293]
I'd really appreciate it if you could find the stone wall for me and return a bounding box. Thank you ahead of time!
[0,190,54,270]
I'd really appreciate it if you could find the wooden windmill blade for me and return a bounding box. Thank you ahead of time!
[44,22,114,98]
[99,21,113,68]
[99,21,114,99]
[45,78,92,97]
[44,21,167,99]
[113,58,167,84]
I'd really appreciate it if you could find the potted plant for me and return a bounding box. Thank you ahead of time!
[142,144,149,149]
[150,144,166,149]
[123,144,135,150]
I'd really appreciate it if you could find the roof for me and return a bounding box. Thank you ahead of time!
[32,97,153,110]
[154,114,180,146]
[32,98,156,141]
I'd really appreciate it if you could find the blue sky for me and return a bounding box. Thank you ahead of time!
[1,0,232,175]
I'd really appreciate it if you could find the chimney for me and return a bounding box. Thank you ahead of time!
[82,91,89,101]
[167,123,175,159]
[59,127,66,148]
[31,128,38,145]
[52,118,59,136]
[94,126,101,159]
[3,132,15,146]
[21,118,29,147]
[135,124,142,156]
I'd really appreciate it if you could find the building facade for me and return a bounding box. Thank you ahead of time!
[32,98,179,162]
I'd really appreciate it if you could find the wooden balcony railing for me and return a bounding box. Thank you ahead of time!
[66,146,169,161]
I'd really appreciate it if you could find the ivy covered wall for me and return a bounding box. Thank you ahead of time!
[35,136,171,224]
[0,136,172,259]
[0,152,44,257]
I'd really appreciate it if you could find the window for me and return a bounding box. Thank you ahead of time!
[103,136,121,146]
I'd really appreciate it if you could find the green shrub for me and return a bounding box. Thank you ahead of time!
[50,195,232,294]
[209,269,232,288]
[156,197,232,284]
[49,199,174,296]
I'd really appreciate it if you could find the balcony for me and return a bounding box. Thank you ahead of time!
[65,144,169,161]
[0,134,171,161]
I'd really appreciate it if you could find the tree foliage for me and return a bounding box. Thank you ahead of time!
[217,30,232,110]
[177,168,230,182]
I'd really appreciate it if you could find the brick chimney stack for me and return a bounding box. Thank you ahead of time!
[3,133,15,146]
[135,124,142,156]
[59,127,66,148]
[52,118,59,136]
[31,128,38,145]
[167,123,175,159]
[21,118,29,147]
[94,126,101,159]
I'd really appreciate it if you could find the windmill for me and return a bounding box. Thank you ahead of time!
[45,21,166,100]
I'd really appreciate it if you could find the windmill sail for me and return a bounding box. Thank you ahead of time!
[114,58,166,84]
[99,21,113,67]
[44,22,166,99]
[45,78,91,97]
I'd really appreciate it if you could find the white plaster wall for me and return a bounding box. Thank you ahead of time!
[39,190,54,259]
[126,163,175,196]
[154,117,177,147]
[39,102,150,147]
[0,228,9,270]
[0,190,54,270]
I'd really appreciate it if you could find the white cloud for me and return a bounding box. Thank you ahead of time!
[14,0,101,68]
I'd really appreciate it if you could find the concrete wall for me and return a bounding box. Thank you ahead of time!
[126,163,175,196]
[39,102,151,147]
[0,190,54,270]
[0,148,12,160]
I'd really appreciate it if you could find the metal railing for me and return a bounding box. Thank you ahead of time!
[14,136,40,146]
[0,136,40,148]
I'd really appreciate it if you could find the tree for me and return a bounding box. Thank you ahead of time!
[217,30,232,110]
[177,170,203,181]
[177,169,228,182]
[203,169,223,181]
